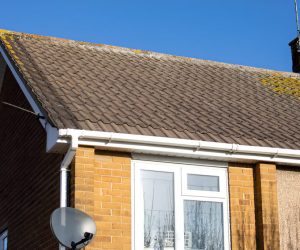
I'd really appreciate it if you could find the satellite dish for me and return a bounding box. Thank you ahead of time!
[50,207,96,250]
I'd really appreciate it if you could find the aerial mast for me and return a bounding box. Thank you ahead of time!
[294,0,300,37]
[289,0,300,72]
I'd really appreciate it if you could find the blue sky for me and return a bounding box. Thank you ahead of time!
[0,0,297,72]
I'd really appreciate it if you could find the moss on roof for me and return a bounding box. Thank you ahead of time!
[260,73,300,99]
[0,30,24,67]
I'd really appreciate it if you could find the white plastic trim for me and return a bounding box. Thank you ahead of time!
[0,230,7,250]
[58,129,300,166]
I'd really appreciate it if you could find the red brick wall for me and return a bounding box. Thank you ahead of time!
[0,67,63,249]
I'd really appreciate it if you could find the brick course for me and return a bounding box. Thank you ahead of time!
[71,147,131,250]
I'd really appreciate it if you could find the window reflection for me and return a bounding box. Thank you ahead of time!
[187,174,219,192]
[184,201,224,250]
[142,170,175,250]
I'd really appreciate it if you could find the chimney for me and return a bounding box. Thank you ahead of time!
[289,37,300,73]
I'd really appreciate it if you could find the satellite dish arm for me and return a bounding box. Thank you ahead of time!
[71,232,94,250]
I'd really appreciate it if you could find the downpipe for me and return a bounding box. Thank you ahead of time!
[59,133,78,250]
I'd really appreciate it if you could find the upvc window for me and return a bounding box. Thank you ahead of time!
[0,230,7,250]
[133,161,229,250]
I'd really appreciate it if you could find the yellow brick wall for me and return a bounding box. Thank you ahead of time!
[228,163,256,250]
[71,147,131,250]
[70,148,281,250]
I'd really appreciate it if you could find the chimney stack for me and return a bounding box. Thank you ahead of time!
[289,38,300,73]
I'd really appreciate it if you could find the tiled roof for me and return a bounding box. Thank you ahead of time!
[1,30,300,149]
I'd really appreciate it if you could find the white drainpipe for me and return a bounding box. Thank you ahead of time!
[59,133,78,250]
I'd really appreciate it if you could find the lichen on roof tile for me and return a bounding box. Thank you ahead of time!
[260,73,300,99]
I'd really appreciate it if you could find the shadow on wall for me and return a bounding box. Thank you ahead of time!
[235,209,256,250]
[255,177,279,250]
[235,179,279,249]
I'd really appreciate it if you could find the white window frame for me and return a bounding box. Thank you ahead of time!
[182,167,227,198]
[0,230,7,250]
[132,160,230,250]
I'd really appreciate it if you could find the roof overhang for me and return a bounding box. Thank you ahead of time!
[1,41,300,167]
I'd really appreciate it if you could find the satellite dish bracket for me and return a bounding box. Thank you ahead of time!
[71,232,94,250]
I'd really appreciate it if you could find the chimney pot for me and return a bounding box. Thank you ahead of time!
[289,37,300,73]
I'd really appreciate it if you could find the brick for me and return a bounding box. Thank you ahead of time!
[102,162,123,170]
[102,176,122,183]
[112,156,131,164]
[97,236,112,242]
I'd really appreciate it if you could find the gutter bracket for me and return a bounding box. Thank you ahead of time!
[106,133,113,145]
[272,149,279,159]
[194,141,202,152]
[229,144,239,154]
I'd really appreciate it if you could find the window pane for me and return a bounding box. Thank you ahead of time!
[187,174,219,191]
[142,170,175,250]
[184,200,224,250]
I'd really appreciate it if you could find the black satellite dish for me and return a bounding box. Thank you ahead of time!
[50,207,96,250]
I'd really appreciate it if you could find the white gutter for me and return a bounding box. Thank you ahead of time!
[57,129,300,166]
[58,134,78,250]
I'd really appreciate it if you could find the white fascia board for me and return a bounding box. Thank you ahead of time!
[57,129,300,166]
[0,46,59,152]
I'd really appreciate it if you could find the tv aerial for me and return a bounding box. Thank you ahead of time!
[50,207,96,250]
[294,0,300,37]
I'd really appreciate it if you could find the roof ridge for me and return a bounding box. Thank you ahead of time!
[1,29,299,78]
